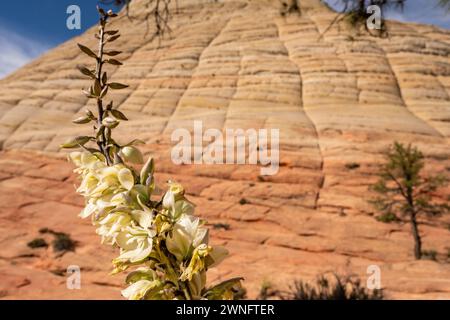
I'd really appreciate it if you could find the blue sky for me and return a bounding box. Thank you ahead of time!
[324,0,450,29]
[0,0,448,79]
[0,0,122,78]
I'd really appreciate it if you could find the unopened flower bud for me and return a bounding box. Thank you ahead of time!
[102,117,119,128]
[120,146,144,164]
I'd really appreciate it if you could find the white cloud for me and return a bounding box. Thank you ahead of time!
[0,27,50,79]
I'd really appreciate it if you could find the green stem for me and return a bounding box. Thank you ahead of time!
[182,283,191,300]
[155,236,193,300]
[96,17,113,166]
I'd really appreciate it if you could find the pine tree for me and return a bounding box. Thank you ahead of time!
[371,142,449,260]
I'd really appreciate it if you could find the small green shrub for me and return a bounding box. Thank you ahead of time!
[281,274,383,300]
[50,269,66,276]
[39,228,76,252]
[439,0,450,10]
[376,212,399,223]
[422,250,437,261]
[212,223,230,231]
[53,233,76,252]
[257,280,276,300]
[280,0,301,16]
[39,227,50,233]
[345,162,360,170]
[27,238,48,249]
[345,10,368,28]
[239,198,248,205]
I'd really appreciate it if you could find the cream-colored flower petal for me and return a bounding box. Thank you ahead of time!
[193,228,209,248]
[110,192,129,206]
[207,246,228,268]
[130,240,153,262]
[174,200,195,216]
[166,222,193,261]
[79,202,97,218]
[162,190,175,209]
[69,151,82,167]
[118,168,134,191]
[121,280,153,300]
[116,231,135,251]
[77,173,98,195]
[131,210,153,229]
[117,240,152,263]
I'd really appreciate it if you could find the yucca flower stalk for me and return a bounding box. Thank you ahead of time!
[61,6,243,300]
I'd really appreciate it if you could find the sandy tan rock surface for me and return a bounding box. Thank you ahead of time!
[0,0,449,299]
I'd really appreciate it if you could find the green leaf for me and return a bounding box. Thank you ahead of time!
[125,139,145,147]
[72,116,91,124]
[77,44,97,59]
[104,50,122,56]
[106,101,113,110]
[109,82,129,90]
[203,277,244,300]
[102,72,108,85]
[93,79,102,96]
[125,269,156,284]
[97,6,106,16]
[60,136,92,149]
[106,59,123,66]
[77,66,95,78]
[105,30,119,36]
[140,157,155,185]
[85,109,95,119]
[107,34,121,42]
[111,109,128,120]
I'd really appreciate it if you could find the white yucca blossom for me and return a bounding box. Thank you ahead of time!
[115,225,156,263]
[96,208,133,244]
[121,279,162,300]
[69,151,242,300]
[166,214,209,261]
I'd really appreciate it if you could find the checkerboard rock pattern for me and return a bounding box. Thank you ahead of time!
[0,0,449,299]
